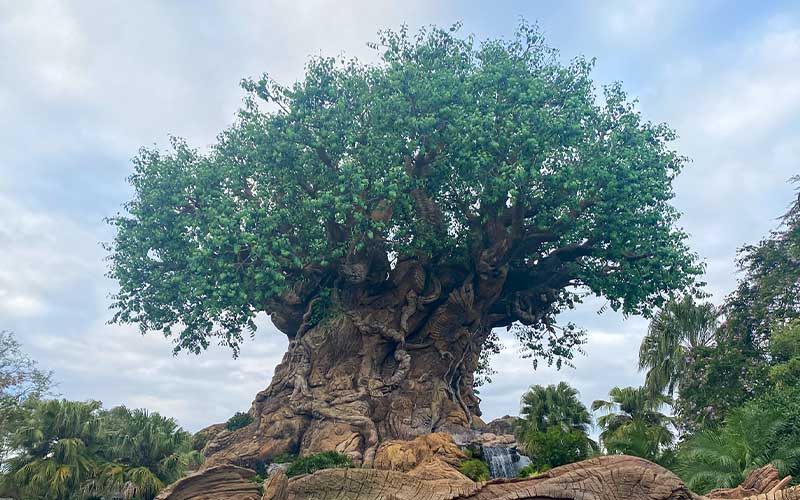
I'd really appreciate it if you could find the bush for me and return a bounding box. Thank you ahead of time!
[225,411,254,431]
[458,459,490,482]
[285,451,353,477]
[521,426,595,469]
[272,452,298,464]
[518,463,550,478]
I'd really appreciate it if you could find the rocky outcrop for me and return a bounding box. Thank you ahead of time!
[174,455,799,500]
[485,415,519,436]
[707,464,793,498]
[153,464,261,500]
[260,455,800,500]
[373,432,466,472]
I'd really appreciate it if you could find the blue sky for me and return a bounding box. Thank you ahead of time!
[1,0,798,432]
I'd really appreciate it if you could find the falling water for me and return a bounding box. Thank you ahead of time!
[481,445,531,478]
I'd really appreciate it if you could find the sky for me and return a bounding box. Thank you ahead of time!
[1,0,799,433]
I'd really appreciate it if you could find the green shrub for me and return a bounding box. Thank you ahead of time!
[458,459,490,482]
[285,451,354,477]
[272,452,298,464]
[225,411,254,431]
[191,430,212,451]
[518,463,550,478]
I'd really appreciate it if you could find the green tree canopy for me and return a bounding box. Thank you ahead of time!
[516,382,596,469]
[638,295,718,398]
[592,386,673,461]
[518,382,592,435]
[107,22,700,354]
[724,177,800,351]
[4,400,200,500]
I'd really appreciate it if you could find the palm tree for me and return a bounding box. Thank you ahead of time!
[592,386,673,461]
[676,406,800,494]
[8,399,104,500]
[517,382,597,464]
[639,295,718,398]
[99,406,203,500]
[519,382,592,434]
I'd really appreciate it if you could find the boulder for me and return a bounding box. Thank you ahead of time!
[153,464,261,500]
[485,415,519,436]
[373,432,466,472]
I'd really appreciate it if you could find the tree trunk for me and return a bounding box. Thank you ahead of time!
[204,259,494,467]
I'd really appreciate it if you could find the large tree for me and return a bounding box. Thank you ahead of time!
[107,24,699,466]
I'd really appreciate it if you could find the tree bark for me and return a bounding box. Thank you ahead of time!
[204,258,495,467]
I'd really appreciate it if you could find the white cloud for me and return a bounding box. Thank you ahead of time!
[0,196,97,318]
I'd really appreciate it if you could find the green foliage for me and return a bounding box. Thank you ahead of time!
[107,21,700,355]
[723,177,800,351]
[517,463,550,478]
[0,331,54,470]
[99,406,201,498]
[592,386,673,461]
[768,320,800,387]
[673,342,768,433]
[675,404,800,494]
[7,399,104,500]
[4,399,199,500]
[516,383,596,469]
[285,451,353,477]
[225,411,254,431]
[271,452,298,464]
[458,458,490,482]
[639,295,717,399]
[522,426,596,469]
[517,382,592,435]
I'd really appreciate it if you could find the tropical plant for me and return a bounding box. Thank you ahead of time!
[517,463,550,478]
[3,399,200,500]
[285,451,353,477]
[675,405,800,494]
[516,382,596,468]
[7,399,104,500]
[99,406,202,499]
[458,458,490,481]
[638,295,717,398]
[522,425,597,469]
[518,382,592,435]
[0,331,53,470]
[225,411,254,431]
[592,386,673,461]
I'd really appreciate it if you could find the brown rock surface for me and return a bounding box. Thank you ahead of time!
[159,455,800,500]
[707,464,792,498]
[276,455,800,500]
[373,432,466,472]
[153,464,261,500]
[485,415,519,436]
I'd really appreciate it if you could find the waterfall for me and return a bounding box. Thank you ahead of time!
[481,445,531,478]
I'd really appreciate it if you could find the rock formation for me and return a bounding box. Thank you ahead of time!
[156,454,798,500]
[261,455,798,500]
[153,464,262,500]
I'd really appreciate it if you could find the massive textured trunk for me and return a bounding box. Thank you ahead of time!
[204,258,502,467]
